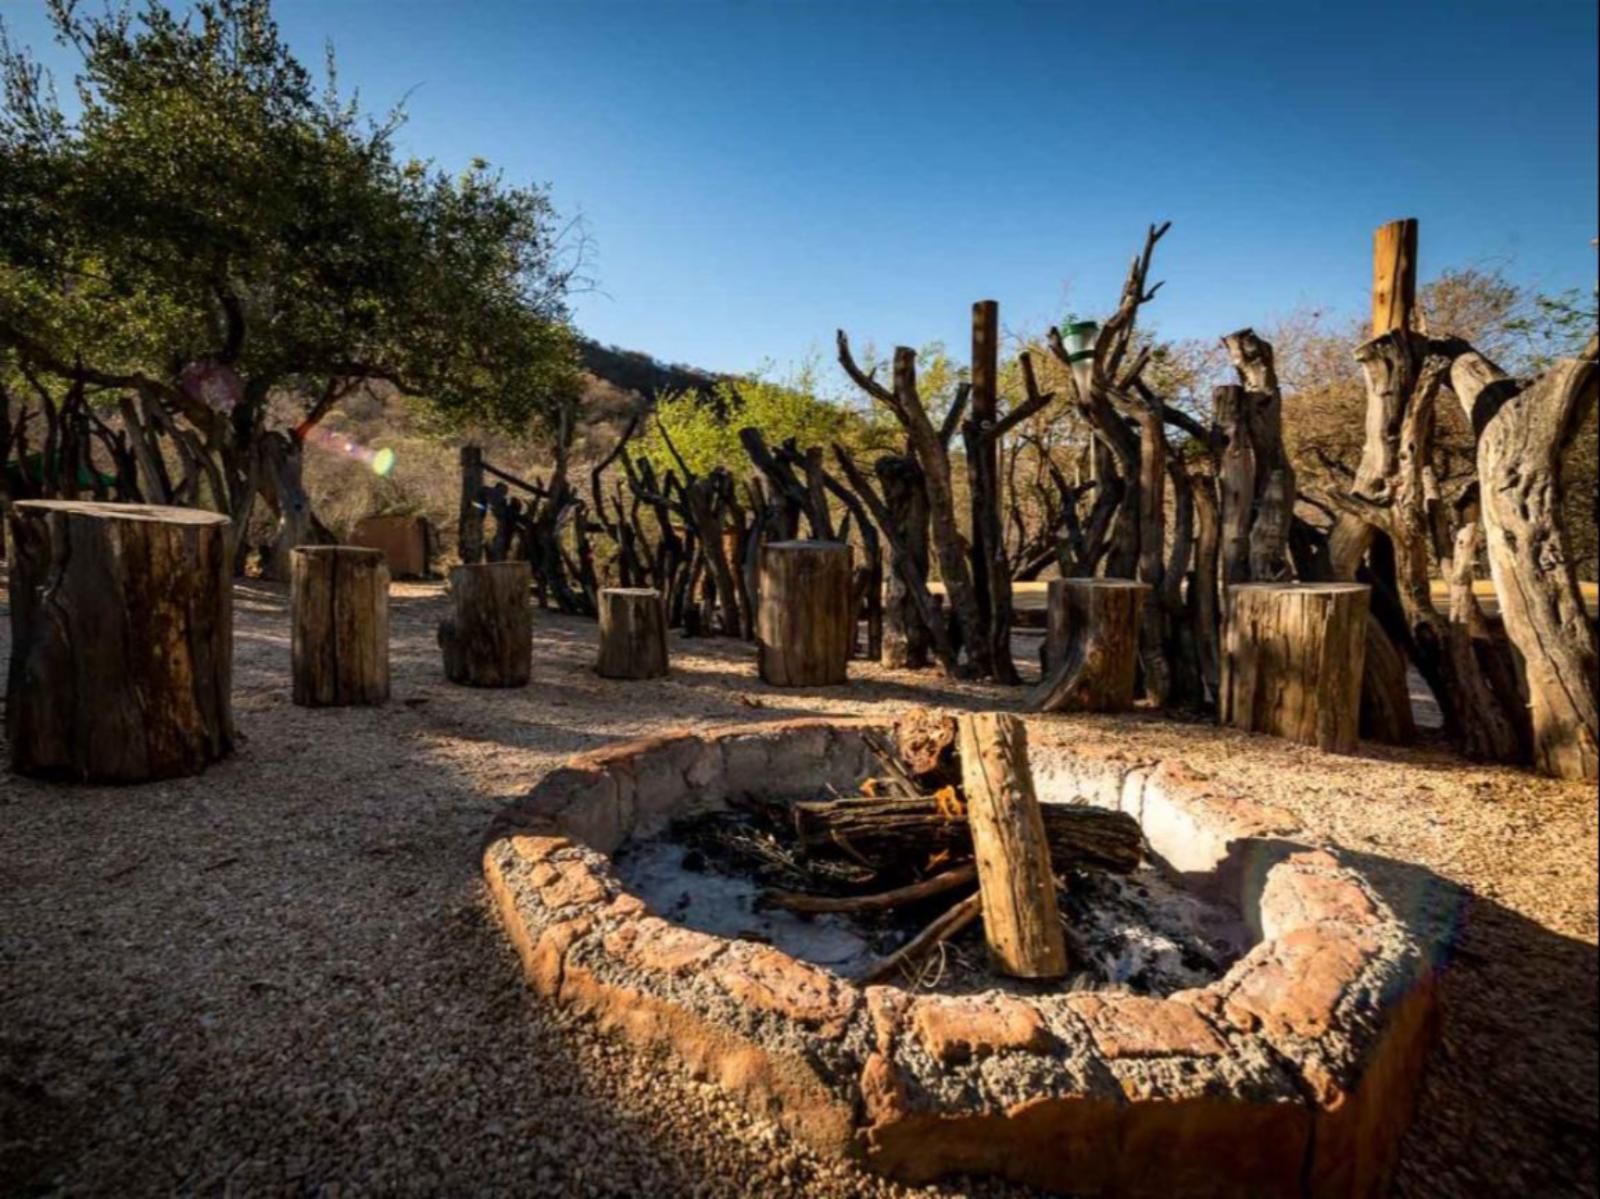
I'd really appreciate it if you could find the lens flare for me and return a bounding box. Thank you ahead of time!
[300,424,397,477]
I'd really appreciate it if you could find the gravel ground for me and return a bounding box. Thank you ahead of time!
[2,579,1595,1198]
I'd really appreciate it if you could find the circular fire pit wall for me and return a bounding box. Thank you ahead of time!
[483,716,1437,1197]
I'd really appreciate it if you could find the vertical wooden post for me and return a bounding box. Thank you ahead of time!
[969,300,999,627]
[1221,582,1370,753]
[458,445,485,566]
[1372,218,1418,337]
[957,711,1067,979]
[596,587,670,680]
[440,560,532,687]
[291,546,390,707]
[757,540,852,686]
[6,501,234,781]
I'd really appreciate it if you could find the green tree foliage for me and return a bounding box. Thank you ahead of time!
[640,362,889,476]
[0,0,580,476]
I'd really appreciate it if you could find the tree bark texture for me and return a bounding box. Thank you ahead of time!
[1449,341,1599,780]
[596,586,669,680]
[756,540,852,686]
[791,793,1142,875]
[291,546,390,707]
[1032,579,1148,713]
[1221,583,1369,754]
[439,561,531,687]
[956,712,1068,979]
[6,500,234,781]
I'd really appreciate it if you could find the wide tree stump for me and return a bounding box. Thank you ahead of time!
[440,561,531,687]
[5,501,234,782]
[1030,579,1148,712]
[352,514,434,579]
[757,540,852,687]
[1222,583,1369,753]
[957,712,1068,979]
[291,546,390,707]
[596,587,669,680]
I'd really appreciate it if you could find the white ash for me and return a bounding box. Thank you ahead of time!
[613,837,883,975]
[614,830,1247,995]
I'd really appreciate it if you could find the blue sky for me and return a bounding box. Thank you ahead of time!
[7,0,1597,381]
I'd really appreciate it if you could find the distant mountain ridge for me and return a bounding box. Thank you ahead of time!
[578,338,722,400]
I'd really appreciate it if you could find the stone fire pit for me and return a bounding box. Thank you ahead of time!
[483,716,1438,1197]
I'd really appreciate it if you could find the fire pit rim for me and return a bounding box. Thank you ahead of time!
[483,713,1437,1197]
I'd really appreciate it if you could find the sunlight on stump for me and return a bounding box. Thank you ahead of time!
[757,540,852,686]
[1031,579,1148,712]
[291,546,390,707]
[956,711,1067,979]
[5,501,234,782]
[439,561,531,687]
[1222,583,1369,754]
[595,587,669,680]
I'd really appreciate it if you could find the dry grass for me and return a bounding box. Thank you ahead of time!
[1,581,1595,1197]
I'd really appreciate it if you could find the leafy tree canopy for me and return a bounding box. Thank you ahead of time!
[0,0,580,438]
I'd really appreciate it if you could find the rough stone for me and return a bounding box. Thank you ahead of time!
[909,995,1053,1064]
[711,946,859,1036]
[1066,994,1227,1059]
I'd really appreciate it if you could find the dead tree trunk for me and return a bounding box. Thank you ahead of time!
[956,712,1068,979]
[291,546,390,707]
[1032,579,1148,712]
[757,540,852,686]
[1448,339,1599,781]
[259,430,335,582]
[5,501,234,781]
[459,445,486,566]
[439,561,531,687]
[596,587,670,680]
[1221,582,1369,753]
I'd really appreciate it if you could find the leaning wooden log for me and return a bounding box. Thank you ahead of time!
[757,540,852,686]
[957,712,1067,978]
[1032,579,1148,712]
[439,560,531,687]
[596,587,669,680]
[5,501,234,782]
[791,794,1142,875]
[761,863,977,914]
[291,546,390,707]
[1221,582,1369,753]
[860,890,983,985]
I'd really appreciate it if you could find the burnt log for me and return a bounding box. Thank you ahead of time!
[790,793,1142,875]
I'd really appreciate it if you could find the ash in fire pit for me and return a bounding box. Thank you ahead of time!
[612,711,1247,996]
[613,808,1245,995]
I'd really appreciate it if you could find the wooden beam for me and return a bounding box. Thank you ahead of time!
[1372,218,1418,337]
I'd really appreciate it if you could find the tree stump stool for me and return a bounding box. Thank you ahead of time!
[757,540,853,687]
[5,501,234,782]
[1030,578,1148,712]
[1221,582,1370,753]
[291,546,390,707]
[596,587,669,680]
[439,561,531,687]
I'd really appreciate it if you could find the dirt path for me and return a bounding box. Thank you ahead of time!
[2,580,1595,1197]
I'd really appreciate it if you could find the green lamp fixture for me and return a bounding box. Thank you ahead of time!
[1061,315,1098,397]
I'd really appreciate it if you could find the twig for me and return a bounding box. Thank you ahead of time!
[761,863,977,914]
[860,890,983,985]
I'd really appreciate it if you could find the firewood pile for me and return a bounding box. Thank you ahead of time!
[711,710,1144,985]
